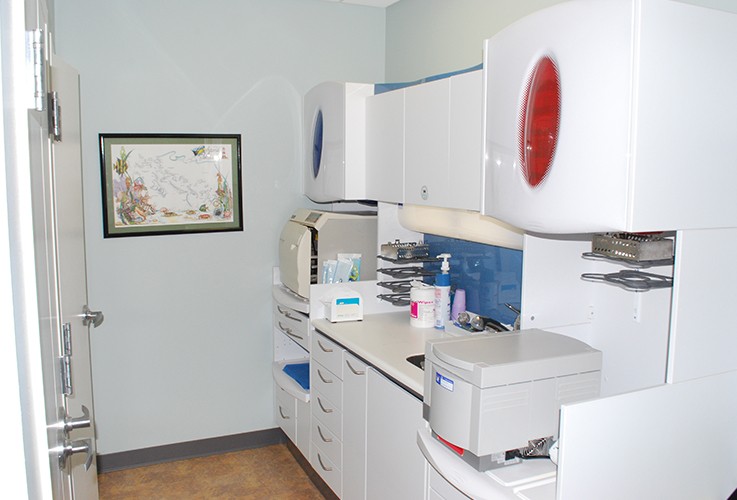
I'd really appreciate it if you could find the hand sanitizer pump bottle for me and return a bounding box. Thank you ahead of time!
[434,253,452,329]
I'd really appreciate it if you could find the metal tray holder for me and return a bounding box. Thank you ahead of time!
[581,233,675,291]
[377,241,438,306]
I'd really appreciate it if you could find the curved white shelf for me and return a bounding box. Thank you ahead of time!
[273,359,310,403]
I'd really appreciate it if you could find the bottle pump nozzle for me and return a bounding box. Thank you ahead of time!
[437,253,451,273]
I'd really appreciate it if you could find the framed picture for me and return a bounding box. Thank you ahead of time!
[99,133,243,238]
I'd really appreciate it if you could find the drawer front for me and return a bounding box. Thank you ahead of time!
[274,387,296,443]
[311,361,343,407]
[311,443,342,498]
[311,417,342,467]
[273,302,310,350]
[311,333,343,377]
[312,389,343,439]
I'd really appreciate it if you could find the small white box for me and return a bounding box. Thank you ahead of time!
[322,289,363,323]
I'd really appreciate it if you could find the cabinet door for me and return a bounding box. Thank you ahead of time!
[404,78,450,207]
[366,90,404,204]
[366,368,426,500]
[448,71,482,211]
[343,353,368,500]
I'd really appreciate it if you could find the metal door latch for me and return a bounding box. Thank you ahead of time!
[62,405,91,435]
[82,305,104,328]
[58,438,94,471]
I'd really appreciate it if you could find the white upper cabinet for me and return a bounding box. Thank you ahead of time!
[404,70,482,211]
[365,88,405,204]
[482,0,737,234]
[303,82,373,203]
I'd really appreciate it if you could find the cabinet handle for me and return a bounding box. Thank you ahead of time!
[317,397,334,414]
[317,453,333,472]
[277,306,302,322]
[317,425,333,443]
[317,339,333,353]
[345,359,365,376]
[278,322,304,340]
[278,406,290,420]
[317,369,333,384]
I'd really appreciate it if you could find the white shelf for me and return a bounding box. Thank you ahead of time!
[272,359,310,403]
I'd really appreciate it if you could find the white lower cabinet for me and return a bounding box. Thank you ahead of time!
[366,367,427,500]
[342,353,368,500]
[427,466,470,500]
[311,332,345,497]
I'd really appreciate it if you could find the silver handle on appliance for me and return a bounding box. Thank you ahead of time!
[345,359,365,376]
[82,305,104,328]
[278,322,303,340]
[317,397,334,414]
[317,425,333,443]
[317,339,333,353]
[62,405,91,435]
[278,406,290,420]
[277,306,303,322]
[317,369,333,384]
[317,453,333,472]
[58,438,93,471]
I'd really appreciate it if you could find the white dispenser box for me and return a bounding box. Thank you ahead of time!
[321,288,363,323]
[423,329,602,471]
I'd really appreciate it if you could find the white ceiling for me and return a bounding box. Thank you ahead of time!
[323,0,400,7]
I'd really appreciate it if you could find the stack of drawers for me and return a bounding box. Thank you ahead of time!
[310,332,345,495]
[272,286,311,458]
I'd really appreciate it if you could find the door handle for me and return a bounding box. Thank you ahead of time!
[58,438,94,471]
[62,405,91,435]
[82,305,104,328]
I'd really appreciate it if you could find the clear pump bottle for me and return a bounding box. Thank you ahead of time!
[434,253,451,329]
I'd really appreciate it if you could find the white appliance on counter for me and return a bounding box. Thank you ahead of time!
[423,330,601,471]
[278,208,377,298]
[481,0,737,234]
[304,82,373,202]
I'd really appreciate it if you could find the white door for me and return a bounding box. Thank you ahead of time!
[49,55,101,499]
[25,12,100,499]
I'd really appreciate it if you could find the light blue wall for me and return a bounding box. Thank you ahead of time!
[385,0,565,81]
[54,0,385,454]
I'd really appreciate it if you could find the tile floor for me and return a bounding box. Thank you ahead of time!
[98,444,325,499]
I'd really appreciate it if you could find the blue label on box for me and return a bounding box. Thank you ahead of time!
[436,372,454,392]
[336,297,360,305]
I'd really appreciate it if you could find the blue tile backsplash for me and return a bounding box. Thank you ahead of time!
[422,234,522,326]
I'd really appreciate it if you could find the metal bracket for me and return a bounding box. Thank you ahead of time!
[29,29,46,111]
[48,91,61,141]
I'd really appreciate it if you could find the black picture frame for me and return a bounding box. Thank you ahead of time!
[99,133,243,238]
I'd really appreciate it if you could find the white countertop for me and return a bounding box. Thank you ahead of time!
[312,311,458,397]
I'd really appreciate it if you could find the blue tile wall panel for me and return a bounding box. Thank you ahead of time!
[423,234,522,326]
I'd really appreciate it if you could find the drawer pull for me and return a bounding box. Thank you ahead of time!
[345,359,365,376]
[278,322,304,340]
[278,406,290,420]
[317,339,333,353]
[317,397,334,414]
[317,453,333,472]
[317,369,333,384]
[277,305,303,322]
[317,425,333,443]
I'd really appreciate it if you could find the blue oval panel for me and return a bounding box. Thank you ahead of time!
[312,109,323,179]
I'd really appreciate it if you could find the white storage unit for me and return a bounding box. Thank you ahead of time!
[272,284,311,458]
[342,352,368,500]
[304,82,373,203]
[310,332,345,497]
[481,0,737,234]
[403,70,482,211]
[365,89,404,204]
[366,367,427,500]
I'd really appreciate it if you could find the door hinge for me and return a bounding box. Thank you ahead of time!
[60,355,73,396]
[28,29,46,112]
[48,91,62,141]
